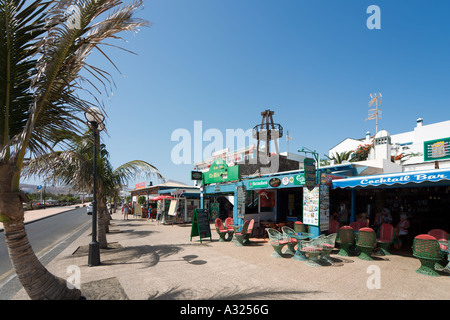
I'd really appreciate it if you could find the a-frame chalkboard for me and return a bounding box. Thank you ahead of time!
[190,209,212,243]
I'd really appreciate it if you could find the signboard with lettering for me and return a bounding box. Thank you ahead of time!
[190,209,212,243]
[236,185,246,219]
[191,171,203,181]
[424,137,450,162]
[304,158,316,191]
[248,179,268,189]
[135,182,145,190]
[203,158,240,184]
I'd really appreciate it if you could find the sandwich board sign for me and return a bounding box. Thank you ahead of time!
[190,209,212,243]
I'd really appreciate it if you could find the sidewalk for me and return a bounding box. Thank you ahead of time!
[9,210,450,300]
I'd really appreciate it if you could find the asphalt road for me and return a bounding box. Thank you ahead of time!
[0,207,91,299]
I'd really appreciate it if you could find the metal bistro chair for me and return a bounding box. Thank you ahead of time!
[356,227,377,260]
[376,223,394,255]
[215,218,233,242]
[413,234,445,277]
[336,226,355,256]
[234,220,250,247]
[281,226,297,255]
[266,228,288,258]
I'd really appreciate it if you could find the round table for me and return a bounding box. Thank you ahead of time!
[285,231,313,261]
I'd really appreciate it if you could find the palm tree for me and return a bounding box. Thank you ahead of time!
[0,0,148,299]
[23,130,165,249]
[325,150,353,164]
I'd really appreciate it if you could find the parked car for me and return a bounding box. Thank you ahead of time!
[87,203,93,215]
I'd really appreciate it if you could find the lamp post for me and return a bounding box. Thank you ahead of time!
[85,107,105,267]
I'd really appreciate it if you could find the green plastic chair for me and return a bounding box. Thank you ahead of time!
[281,226,297,255]
[413,234,445,277]
[294,221,306,233]
[299,236,323,267]
[336,226,354,256]
[215,218,232,242]
[234,220,250,246]
[321,233,337,263]
[266,228,288,258]
[356,227,377,260]
[376,223,394,255]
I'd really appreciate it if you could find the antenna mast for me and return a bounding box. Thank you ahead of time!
[366,93,382,134]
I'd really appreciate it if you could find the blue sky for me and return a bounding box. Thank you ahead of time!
[23,0,450,188]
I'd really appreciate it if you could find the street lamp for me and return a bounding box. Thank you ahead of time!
[84,107,105,267]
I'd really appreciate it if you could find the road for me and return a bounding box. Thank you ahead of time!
[0,207,91,299]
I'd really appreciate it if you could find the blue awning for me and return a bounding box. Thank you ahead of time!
[332,168,450,189]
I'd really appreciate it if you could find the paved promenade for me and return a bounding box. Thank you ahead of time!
[6,208,450,302]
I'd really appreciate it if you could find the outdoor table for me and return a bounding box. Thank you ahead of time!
[285,231,313,261]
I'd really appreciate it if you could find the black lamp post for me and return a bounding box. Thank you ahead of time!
[85,107,105,267]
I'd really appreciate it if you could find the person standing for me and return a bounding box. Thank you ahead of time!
[123,204,129,220]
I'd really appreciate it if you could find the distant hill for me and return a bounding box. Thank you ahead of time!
[20,184,75,195]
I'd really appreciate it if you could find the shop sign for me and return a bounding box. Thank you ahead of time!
[294,173,305,185]
[135,182,145,190]
[191,171,203,181]
[424,137,450,161]
[203,158,240,184]
[304,158,316,191]
[269,178,281,187]
[248,179,268,189]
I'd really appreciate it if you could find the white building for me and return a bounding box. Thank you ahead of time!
[328,118,450,173]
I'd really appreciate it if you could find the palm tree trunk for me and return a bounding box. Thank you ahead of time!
[0,166,81,299]
[4,219,81,300]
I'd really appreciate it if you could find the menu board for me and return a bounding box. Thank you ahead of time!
[302,185,330,230]
[303,186,319,226]
[236,185,246,219]
[319,185,330,231]
[190,209,212,243]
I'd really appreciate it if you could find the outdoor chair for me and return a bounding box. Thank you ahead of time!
[412,234,445,277]
[225,217,234,232]
[215,218,232,242]
[336,226,355,256]
[321,233,337,263]
[299,236,323,267]
[376,223,394,255]
[328,220,340,235]
[356,228,377,260]
[294,221,307,233]
[427,229,449,251]
[427,229,449,269]
[244,219,255,244]
[356,227,377,260]
[281,226,297,255]
[266,228,288,258]
[234,220,250,246]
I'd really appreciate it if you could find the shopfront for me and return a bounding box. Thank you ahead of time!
[331,168,450,236]
[200,159,343,237]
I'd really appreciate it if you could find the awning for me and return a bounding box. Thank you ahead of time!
[332,168,450,189]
